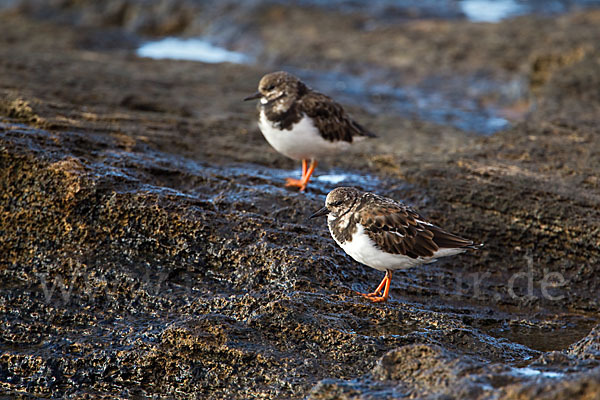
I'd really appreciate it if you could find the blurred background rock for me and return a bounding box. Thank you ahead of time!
[1,1,600,398]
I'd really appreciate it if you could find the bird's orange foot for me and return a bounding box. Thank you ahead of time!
[356,271,392,303]
[367,295,388,303]
[356,290,382,298]
[285,178,308,191]
[357,291,388,303]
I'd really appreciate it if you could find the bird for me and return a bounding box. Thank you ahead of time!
[244,71,376,191]
[310,187,481,303]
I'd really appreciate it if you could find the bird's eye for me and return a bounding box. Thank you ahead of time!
[266,85,275,91]
[329,200,342,207]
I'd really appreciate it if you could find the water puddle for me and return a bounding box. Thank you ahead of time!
[478,315,597,352]
[137,37,250,64]
[134,39,522,135]
[312,171,383,189]
[133,1,597,134]
[290,68,521,135]
[511,367,564,379]
[228,165,386,197]
[460,0,525,22]
[278,0,598,22]
[459,0,600,22]
[315,174,348,185]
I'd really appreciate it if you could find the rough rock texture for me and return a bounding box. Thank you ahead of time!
[1,2,600,399]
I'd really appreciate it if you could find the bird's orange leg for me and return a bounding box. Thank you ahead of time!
[285,160,318,191]
[359,273,388,298]
[285,159,307,189]
[358,270,392,303]
[301,159,308,178]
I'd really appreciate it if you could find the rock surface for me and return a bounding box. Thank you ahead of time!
[1,2,599,399]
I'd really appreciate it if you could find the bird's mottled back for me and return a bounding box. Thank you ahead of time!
[254,71,376,142]
[326,187,477,258]
[313,187,481,302]
[244,72,376,191]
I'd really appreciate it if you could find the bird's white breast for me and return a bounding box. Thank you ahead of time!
[258,110,350,161]
[328,219,465,271]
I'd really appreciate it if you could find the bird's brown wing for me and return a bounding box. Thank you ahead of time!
[359,202,475,259]
[297,91,376,143]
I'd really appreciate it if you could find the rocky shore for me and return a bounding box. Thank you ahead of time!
[1,2,599,398]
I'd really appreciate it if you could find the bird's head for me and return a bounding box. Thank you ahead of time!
[310,187,361,219]
[244,71,306,112]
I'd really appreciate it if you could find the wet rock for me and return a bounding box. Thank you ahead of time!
[567,324,600,361]
[500,367,600,400]
[1,3,600,399]
[372,344,482,385]
[308,342,600,399]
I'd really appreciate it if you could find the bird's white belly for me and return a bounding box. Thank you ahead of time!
[259,111,349,160]
[330,223,465,271]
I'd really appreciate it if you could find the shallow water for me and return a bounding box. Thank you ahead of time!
[134,36,519,134]
[270,0,600,21]
[479,315,598,352]
[511,367,564,379]
[460,0,525,22]
[290,68,521,134]
[137,37,250,64]
[132,0,600,136]
[460,0,600,22]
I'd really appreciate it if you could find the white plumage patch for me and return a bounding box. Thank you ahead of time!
[258,110,350,161]
[329,223,466,272]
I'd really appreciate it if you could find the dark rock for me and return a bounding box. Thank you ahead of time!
[1,3,600,399]
[567,324,600,361]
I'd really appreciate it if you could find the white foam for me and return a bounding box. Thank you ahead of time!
[315,174,348,184]
[137,37,249,64]
[460,0,524,22]
[511,367,564,379]
[486,116,510,130]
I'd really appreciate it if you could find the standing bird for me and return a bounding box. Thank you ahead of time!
[244,71,376,191]
[311,187,481,303]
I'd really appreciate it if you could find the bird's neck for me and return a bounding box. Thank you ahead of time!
[328,212,358,243]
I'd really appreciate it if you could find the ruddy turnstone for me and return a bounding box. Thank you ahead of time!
[244,71,376,191]
[311,187,481,303]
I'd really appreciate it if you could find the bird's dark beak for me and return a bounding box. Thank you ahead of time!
[310,206,329,219]
[243,92,262,101]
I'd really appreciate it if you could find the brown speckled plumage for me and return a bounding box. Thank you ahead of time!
[311,187,481,302]
[325,187,478,259]
[255,71,376,142]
